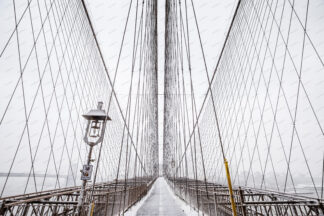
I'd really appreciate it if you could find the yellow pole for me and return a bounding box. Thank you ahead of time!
[224,158,237,216]
[89,202,95,216]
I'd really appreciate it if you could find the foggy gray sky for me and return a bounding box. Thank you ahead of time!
[1,0,324,198]
[85,0,238,164]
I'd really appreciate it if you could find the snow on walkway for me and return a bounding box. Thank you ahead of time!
[125,177,199,216]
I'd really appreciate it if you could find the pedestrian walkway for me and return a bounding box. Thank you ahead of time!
[135,178,187,216]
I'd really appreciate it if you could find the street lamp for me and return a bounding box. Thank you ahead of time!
[77,102,111,215]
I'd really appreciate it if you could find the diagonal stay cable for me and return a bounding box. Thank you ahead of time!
[80,0,148,176]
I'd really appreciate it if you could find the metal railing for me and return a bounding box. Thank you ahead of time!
[168,178,324,216]
[0,178,156,216]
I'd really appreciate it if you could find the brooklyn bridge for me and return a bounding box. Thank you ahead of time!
[0,0,323,215]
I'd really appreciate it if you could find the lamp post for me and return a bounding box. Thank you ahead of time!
[77,102,111,216]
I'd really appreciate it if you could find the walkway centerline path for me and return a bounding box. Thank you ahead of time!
[135,178,188,216]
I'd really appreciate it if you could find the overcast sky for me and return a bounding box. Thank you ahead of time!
[1,0,323,197]
[85,0,238,163]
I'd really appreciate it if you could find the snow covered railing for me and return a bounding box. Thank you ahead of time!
[166,177,324,216]
[0,177,157,216]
